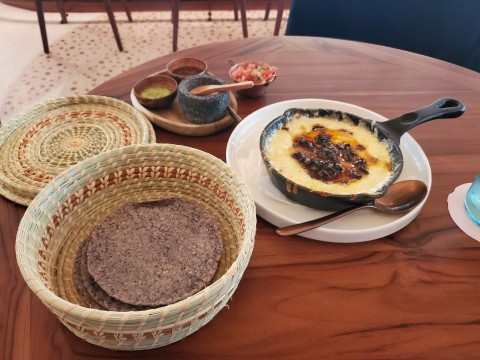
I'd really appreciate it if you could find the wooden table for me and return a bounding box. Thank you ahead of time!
[3,36,480,359]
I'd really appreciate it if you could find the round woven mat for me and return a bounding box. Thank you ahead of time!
[0,95,155,205]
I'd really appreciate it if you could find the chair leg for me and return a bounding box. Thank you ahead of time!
[207,0,212,21]
[35,0,49,53]
[264,0,272,20]
[273,0,285,36]
[103,0,123,51]
[122,0,133,22]
[55,0,68,24]
[239,0,248,38]
[172,0,179,52]
[232,0,239,21]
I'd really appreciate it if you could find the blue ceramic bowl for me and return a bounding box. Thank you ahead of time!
[178,74,230,124]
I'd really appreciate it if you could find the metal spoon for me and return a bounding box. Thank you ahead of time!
[276,180,428,236]
[190,81,254,96]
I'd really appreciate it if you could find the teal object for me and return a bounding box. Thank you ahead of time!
[465,174,480,226]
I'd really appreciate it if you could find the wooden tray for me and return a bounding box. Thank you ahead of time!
[130,72,238,136]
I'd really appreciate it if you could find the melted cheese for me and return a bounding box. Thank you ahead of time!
[265,115,393,195]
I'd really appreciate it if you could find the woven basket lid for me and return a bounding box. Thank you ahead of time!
[0,95,156,205]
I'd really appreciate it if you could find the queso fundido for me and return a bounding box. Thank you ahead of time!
[263,112,394,196]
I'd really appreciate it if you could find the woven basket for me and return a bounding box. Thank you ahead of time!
[0,95,156,205]
[16,143,256,350]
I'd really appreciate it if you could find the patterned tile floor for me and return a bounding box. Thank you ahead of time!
[0,3,288,124]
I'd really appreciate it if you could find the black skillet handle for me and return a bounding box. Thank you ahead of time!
[376,98,466,144]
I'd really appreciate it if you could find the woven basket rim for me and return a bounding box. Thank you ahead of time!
[0,95,155,206]
[5,95,151,130]
[16,143,256,320]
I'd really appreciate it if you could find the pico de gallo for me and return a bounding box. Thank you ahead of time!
[230,62,277,85]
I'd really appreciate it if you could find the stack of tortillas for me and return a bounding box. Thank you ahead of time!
[73,198,223,311]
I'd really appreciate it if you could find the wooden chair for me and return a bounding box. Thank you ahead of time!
[53,0,132,24]
[264,0,286,36]
[206,0,239,21]
[171,0,248,52]
[35,0,128,53]
[285,0,480,72]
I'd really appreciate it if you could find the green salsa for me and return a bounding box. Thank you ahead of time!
[140,86,172,99]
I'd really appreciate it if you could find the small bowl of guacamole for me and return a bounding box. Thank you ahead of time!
[134,74,178,109]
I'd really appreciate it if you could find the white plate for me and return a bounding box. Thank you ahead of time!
[226,99,432,243]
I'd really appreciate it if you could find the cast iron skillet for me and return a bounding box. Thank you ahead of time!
[259,98,465,211]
